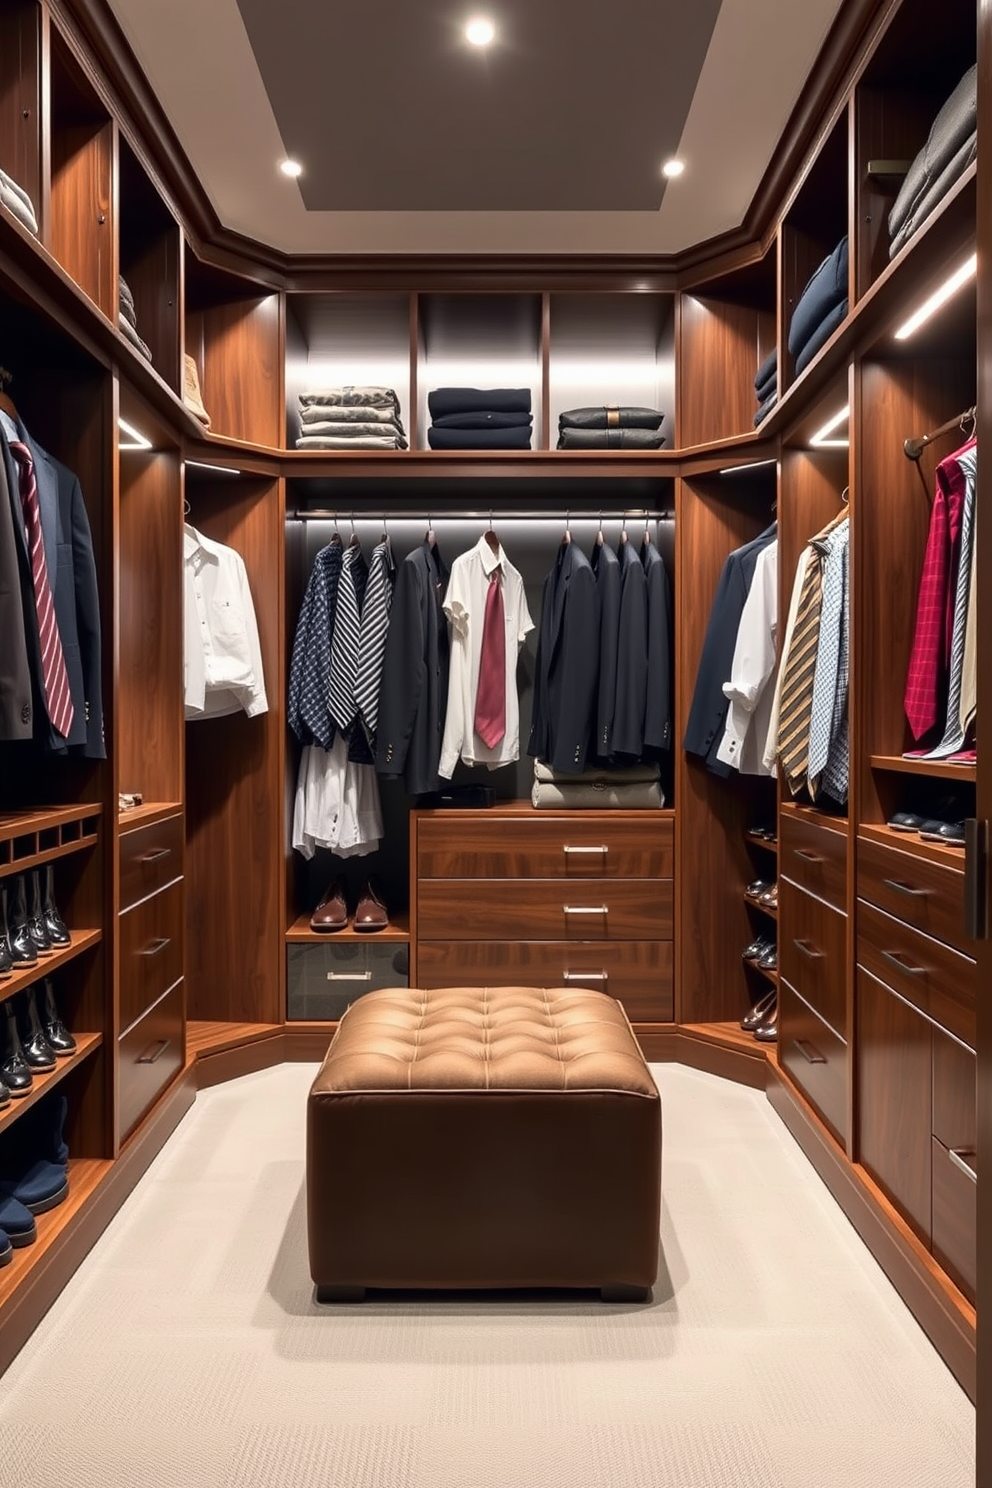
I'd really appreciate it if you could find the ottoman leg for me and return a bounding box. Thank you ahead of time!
[315,1284,367,1304]
[600,1284,650,1303]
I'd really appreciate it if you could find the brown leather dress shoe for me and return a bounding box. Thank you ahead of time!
[310,879,348,933]
[354,879,389,933]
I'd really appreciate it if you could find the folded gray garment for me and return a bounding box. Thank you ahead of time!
[299,386,400,410]
[298,420,407,442]
[120,314,152,362]
[0,174,38,236]
[119,274,136,320]
[299,403,403,426]
[295,434,403,450]
[558,406,663,431]
[531,776,664,809]
[431,411,533,430]
[889,65,976,240]
[557,427,666,449]
[889,130,976,259]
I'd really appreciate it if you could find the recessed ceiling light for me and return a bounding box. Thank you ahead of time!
[280,159,303,178]
[662,158,685,179]
[465,16,495,46]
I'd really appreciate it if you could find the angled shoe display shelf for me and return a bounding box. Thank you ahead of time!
[183,248,282,449]
[677,247,777,448]
[49,27,114,321]
[0,0,43,243]
[116,135,181,395]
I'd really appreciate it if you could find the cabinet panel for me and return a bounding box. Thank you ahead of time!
[857,836,967,952]
[856,968,932,1244]
[932,1028,976,1152]
[857,899,975,1048]
[417,814,672,880]
[931,1136,976,1304]
[119,814,183,913]
[417,879,672,941]
[416,940,674,1021]
[118,979,184,1143]
[780,812,847,911]
[119,880,183,1032]
[780,880,847,1038]
[779,979,847,1144]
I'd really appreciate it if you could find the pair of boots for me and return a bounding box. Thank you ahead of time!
[0,982,75,1105]
[0,1092,71,1260]
[0,868,70,977]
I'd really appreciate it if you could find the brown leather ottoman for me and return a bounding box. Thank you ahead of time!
[307,985,661,1302]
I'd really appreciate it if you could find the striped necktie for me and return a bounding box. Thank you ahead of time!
[777,548,823,795]
[10,441,74,739]
[354,539,393,741]
[327,545,361,733]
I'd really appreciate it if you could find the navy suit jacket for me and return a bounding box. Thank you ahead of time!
[376,540,449,796]
[611,537,649,758]
[528,538,600,774]
[641,538,673,753]
[591,539,620,758]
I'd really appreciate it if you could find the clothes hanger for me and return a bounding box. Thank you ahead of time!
[562,510,571,546]
[620,511,629,545]
[840,485,850,505]
[596,509,604,547]
[425,511,436,548]
[348,512,359,548]
[484,507,499,555]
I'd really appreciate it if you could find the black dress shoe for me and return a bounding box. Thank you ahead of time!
[0,907,11,979]
[919,819,965,846]
[1,1002,32,1096]
[41,979,75,1055]
[26,871,52,957]
[41,866,71,947]
[740,989,777,1030]
[17,989,57,1070]
[888,811,925,833]
[0,1076,9,1108]
[7,878,37,966]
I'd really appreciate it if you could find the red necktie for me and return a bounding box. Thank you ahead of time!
[474,567,506,748]
[10,441,75,739]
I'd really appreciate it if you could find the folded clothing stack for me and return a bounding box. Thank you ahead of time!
[753,350,778,426]
[427,388,532,449]
[296,387,407,450]
[889,65,976,260]
[557,406,665,450]
[531,759,663,810]
[0,168,38,236]
[119,275,152,362]
[788,236,848,378]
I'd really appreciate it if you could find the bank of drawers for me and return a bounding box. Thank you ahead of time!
[118,814,185,1142]
[414,810,674,1021]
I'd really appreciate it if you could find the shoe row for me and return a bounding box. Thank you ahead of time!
[310,877,390,934]
[740,988,778,1042]
[0,868,71,977]
[742,936,777,973]
[887,812,965,846]
[0,1093,71,1267]
[748,823,777,844]
[745,879,778,911]
[1,982,76,1105]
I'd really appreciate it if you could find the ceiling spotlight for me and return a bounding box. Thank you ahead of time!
[662,158,685,179]
[465,16,495,46]
[280,159,303,178]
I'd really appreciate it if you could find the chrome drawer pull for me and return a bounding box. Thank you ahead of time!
[140,937,170,957]
[563,970,608,983]
[792,1039,826,1065]
[793,939,824,960]
[139,847,171,864]
[880,950,926,978]
[563,845,608,855]
[138,1038,170,1065]
[882,878,928,898]
[563,905,609,914]
[326,971,373,983]
[949,1148,978,1184]
[794,848,824,863]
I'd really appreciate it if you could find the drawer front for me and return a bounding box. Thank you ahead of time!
[415,940,674,1021]
[780,813,847,912]
[119,813,183,911]
[119,879,184,1032]
[417,878,672,941]
[932,1029,976,1152]
[857,900,975,1049]
[780,879,847,1038]
[118,978,184,1142]
[857,837,967,953]
[931,1136,976,1304]
[779,979,848,1145]
[287,940,410,1021]
[416,814,672,880]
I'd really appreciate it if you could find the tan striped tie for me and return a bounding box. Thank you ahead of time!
[777,549,823,795]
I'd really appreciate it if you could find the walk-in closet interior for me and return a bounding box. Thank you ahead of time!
[0,0,989,1465]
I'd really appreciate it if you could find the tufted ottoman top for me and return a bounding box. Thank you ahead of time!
[312,985,657,1096]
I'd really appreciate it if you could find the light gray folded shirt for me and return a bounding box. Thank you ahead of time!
[299,387,400,410]
[889,130,975,258]
[0,169,38,235]
[295,434,404,450]
[889,65,976,240]
[299,404,403,426]
[298,420,406,441]
[120,315,153,362]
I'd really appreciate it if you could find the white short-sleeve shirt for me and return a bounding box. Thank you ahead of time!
[439,535,533,776]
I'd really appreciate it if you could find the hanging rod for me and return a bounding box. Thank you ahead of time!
[903,405,976,461]
[291,509,674,522]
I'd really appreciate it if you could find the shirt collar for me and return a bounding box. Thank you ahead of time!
[184,523,221,564]
[476,533,504,575]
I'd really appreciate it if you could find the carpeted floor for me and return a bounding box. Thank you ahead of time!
[0,1062,975,1488]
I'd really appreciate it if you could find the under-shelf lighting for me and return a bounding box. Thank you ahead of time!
[894,254,976,340]
[809,404,850,449]
[118,417,152,451]
[186,460,243,476]
[718,458,777,476]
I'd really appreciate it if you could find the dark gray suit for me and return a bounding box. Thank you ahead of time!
[376,540,449,795]
[528,539,600,774]
[591,538,620,759]
[611,537,649,758]
[1,426,104,757]
[641,538,672,753]
[0,450,32,739]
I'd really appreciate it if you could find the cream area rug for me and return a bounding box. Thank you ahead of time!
[0,1062,975,1487]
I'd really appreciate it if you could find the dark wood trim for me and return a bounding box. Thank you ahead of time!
[194,1033,287,1090]
[676,1028,770,1090]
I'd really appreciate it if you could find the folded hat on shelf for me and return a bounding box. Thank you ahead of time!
[558,406,663,431]
[556,427,665,450]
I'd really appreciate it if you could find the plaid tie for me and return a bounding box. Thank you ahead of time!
[777,549,822,795]
[10,441,74,739]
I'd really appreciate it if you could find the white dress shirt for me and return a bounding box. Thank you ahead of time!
[439,535,533,777]
[292,736,383,860]
[716,540,778,775]
[184,524,268,720]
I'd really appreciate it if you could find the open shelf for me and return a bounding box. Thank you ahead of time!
[858,822,965,869]
[0,1156,111,1305]
[0,0,42,241]
[49,30,113,318]
[745,831,778,854]
[780,801,849,830]
[0,1032,101,1138]
[185,1020,282,1058]
[870,753,976,781]
[117,801,183,831]
[745,898,778,923]
[287,911,411,945]
[0,930,102,1004]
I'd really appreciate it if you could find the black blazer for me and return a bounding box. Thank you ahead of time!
[682,524,776,775]
[1,426,105,757]
[376,540,449,795]
[641,538,673,752]
[0,448,32,740]
[591,538,620,759]
[528,539,600,774]
[611,536,649,758]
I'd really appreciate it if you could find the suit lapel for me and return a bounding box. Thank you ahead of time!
[0,434,26,565]
[548,542,571,660]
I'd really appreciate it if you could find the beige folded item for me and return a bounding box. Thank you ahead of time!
[531,760,663,809]
[184,354,211,428]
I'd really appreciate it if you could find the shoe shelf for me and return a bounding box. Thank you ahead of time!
[0,929,103,1006]
[0,1155,111,1307]
[0,1031,102,1139]
[869,753,976,782]
[858,822,965,869]
[117,800,183,831]
[751,964,779,989]
[745,831,778,855]
[779,800,849,830]
[286,912,411,945]
[0,804,101,880]
[745,898,778,922]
